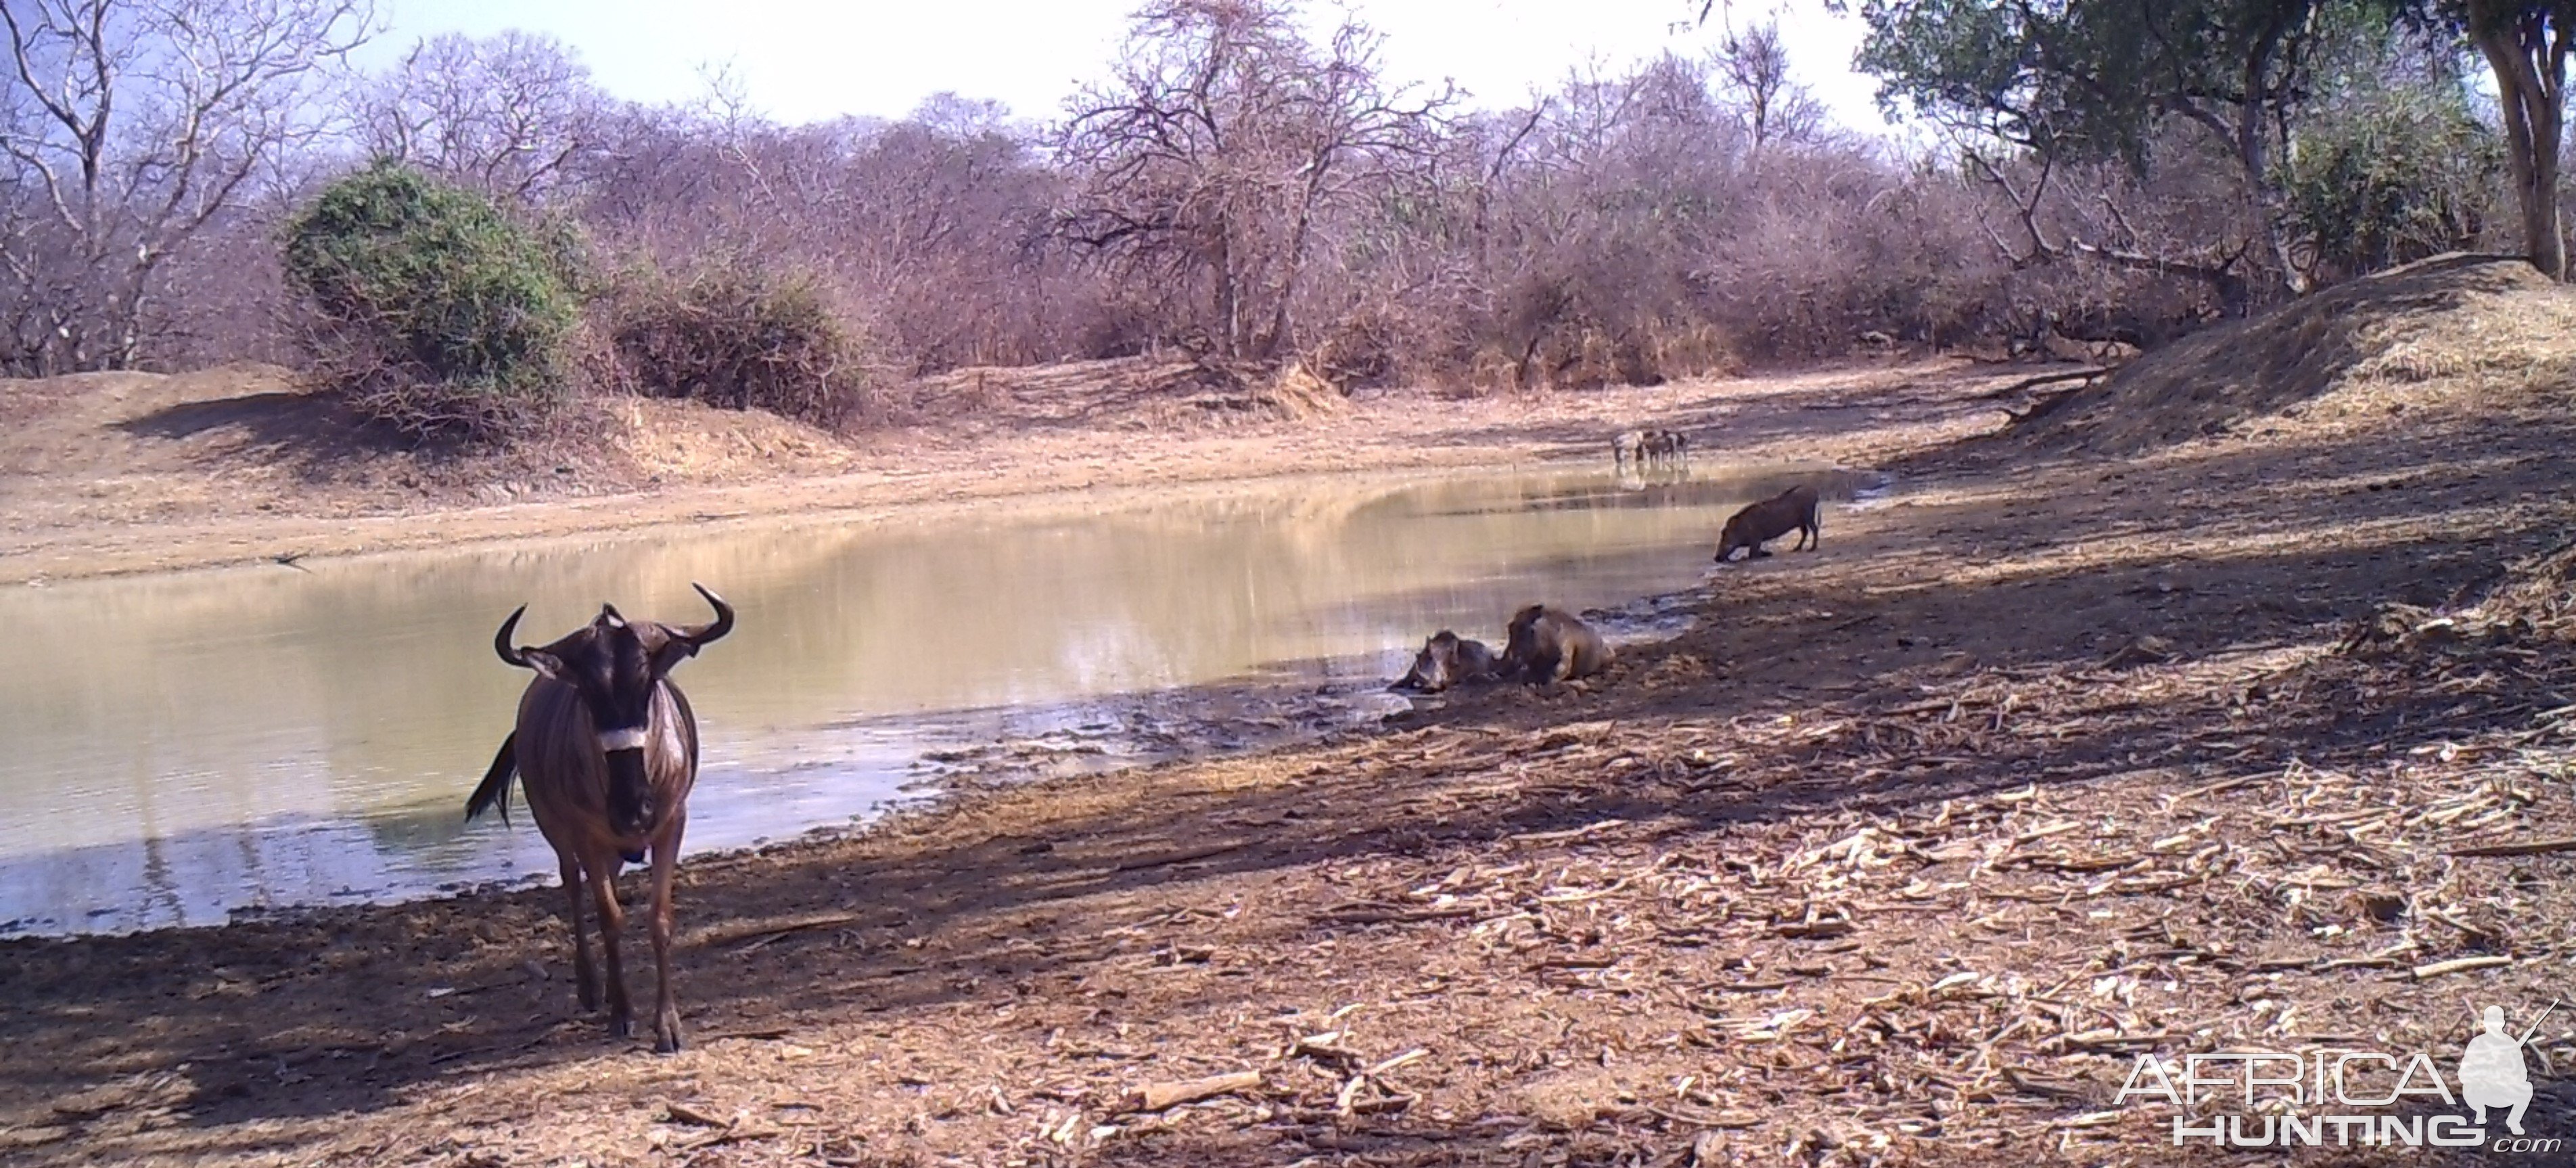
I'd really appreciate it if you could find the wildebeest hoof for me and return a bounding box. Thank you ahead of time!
[620,848,645,864]
[656,1020,685,1054]
[610,1014,634,1039]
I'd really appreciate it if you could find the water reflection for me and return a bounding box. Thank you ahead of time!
[0,464,1855,935]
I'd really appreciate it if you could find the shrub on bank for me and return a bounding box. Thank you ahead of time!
[605,264,874,429]
[282,161,580,441]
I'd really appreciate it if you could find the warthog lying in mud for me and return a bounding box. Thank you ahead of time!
[1390,630,1503,693]
[1502,604,1614,684]
[1714,484,1822,562]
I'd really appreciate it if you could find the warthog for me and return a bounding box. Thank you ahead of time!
[1714,484,1822,562]
[1390,630,1502,693]
[1501,604,1614,684]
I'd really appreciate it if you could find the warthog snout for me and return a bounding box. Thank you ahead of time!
[1392,630,1500,693]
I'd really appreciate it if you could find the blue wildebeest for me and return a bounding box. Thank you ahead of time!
[467,584,735,1052]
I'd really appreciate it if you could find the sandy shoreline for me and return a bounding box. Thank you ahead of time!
[1,360,1977,586]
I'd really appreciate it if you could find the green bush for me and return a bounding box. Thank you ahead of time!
[607,264,869,428]
[2283,85,2503,284]
[283,161,579,440]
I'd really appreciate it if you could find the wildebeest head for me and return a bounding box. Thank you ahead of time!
[494,583,735,837]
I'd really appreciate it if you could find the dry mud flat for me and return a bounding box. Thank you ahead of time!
[7,257,2576,1166]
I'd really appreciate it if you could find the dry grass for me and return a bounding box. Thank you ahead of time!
[2008,254,2576,455]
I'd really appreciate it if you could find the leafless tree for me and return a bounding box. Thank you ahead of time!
[1967,133,2257,319]
[1053,0,1454,362]
[360,30,605,207]
[1709,16,1821,154]
[570,95,1104,374]
[0,0,373,375]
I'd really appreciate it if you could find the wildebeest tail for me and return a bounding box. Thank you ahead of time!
[466,732,518,824]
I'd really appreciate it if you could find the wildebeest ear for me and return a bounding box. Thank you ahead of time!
[518,648,568,680]
[648,626,700,675]
[492,604,566,675]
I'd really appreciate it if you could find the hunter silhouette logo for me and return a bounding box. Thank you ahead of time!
[2461,1002,2551,1136]
[2111,997,2563,1152]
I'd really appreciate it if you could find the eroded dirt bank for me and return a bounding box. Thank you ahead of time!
[7,259,2576,1167]
[0,358,1975,585]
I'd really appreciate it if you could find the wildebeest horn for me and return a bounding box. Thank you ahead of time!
[676,583,734,646]
[494,605,534,668]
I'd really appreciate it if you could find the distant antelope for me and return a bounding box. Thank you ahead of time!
[1612,429,1647,469]
[467,584,735,1052]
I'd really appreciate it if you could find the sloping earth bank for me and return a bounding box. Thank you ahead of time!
[0,356,1969,585]
[6,259,2576,1167]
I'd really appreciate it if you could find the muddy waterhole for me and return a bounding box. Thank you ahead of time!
[0,464,1867,935]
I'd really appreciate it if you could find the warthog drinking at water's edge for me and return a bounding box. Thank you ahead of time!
[1714,485,1822,562]
[467,584,735,1053]
[1502,604,1614,684]
[1390,630,1502,693]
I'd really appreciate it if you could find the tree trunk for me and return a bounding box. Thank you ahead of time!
[1264,171,1327,363]
[1212,231,1240,359]
[2472,7,2572,282]
[2528,116,2569,280]
[2236,40,2307,300]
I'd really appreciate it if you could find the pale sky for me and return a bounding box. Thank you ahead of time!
[358,0,1895,133]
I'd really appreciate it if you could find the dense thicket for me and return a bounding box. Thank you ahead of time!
[282,163,579,439]
[1,0,2557,430]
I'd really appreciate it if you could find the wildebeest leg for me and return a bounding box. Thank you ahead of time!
[559,853,597,1012]
[589,857,632,1038]
[648,814,686,1053]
